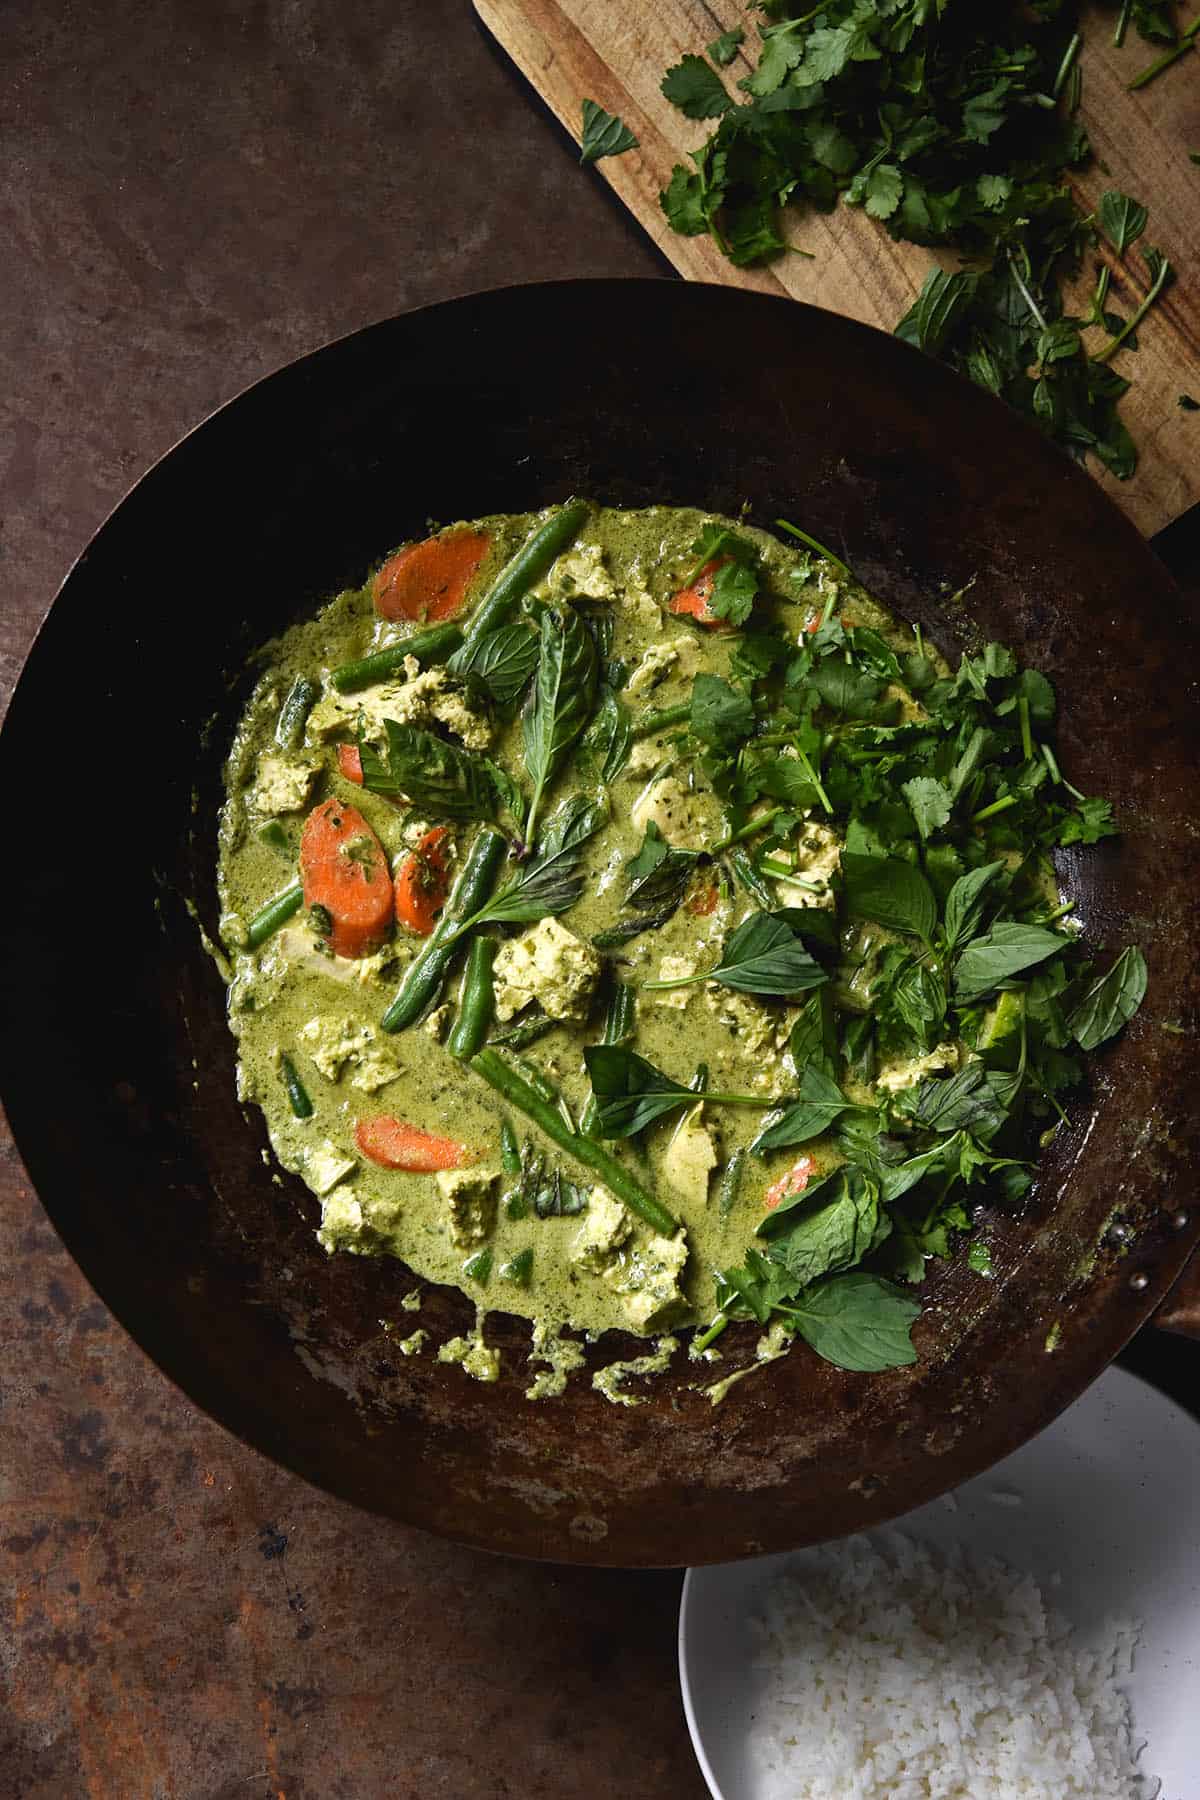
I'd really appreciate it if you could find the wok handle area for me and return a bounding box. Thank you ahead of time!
[1155,1250,1200,1339]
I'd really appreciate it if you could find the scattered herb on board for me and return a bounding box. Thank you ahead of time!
[584,5,1188,479]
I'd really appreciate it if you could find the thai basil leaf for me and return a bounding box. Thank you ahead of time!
[702,910,829,997]
[752,1064,853,1154]
[763,1171,880,1287]
[478,794,606,925]
[953,921,1069,1003]
[899,1063,1009,1138]
[582,685,633,782]
[788,986,838,1079]
[447,622,538,705]
[522,604,598,836]
[1067,945,1147,1051]
[942,860,1005,955]
[358,720,497,821]
[582,1045,696,1137]
[785,1272,920,1373]
[843,852,937,941]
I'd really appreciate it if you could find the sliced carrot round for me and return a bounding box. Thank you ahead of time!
[299,798,393,959]
[764,1157,814,1210]
[355,1117,472,1172]
[336,743,364,784]
[372,529,491,623]
[668,556,734,629]
[394,826,452,936]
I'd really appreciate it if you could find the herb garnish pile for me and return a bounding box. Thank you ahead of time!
[582,2,1191,480]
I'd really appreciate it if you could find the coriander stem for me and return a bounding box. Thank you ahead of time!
[1128,16,1199,90]
[759,857,821,891]
[773,518,851,578]
[795,745,833,815]
[1018,695,1033,762]
[708,806,786,853]
[693,1312,730,1353]
[1040,741,1062,784]
[1006,247,1048,331]
[1034,899,1076,925]
[1113,0,1131,47]
[971,794,1019,824]
[1052,32,1081,97]
[1093,252,1174,363]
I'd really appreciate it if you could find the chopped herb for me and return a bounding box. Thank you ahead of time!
[579,100,638,165]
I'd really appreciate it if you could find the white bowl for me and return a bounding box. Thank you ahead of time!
[679,1366,1200,1800]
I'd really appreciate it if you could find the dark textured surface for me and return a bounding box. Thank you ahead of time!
[2,3,1199,1796]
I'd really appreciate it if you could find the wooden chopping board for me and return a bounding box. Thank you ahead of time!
[475,0,1200,538]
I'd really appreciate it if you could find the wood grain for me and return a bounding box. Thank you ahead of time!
[476,0,1200,537]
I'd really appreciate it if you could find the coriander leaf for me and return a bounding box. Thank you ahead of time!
[1058,796,1119,845]
[647,909,828,998]
[752,1063,853,1153]
[1180,394,1200,411]
[707,28,744,66]
[709,558,760,626]
[953,921,1069,1003]
[942,860,1005,955]
[1068,945,1147,1051]
[661,54,733,120]
[690,672,754,751]
[843,852,936,942]
[580,100,638,165]
[1098,190,1148,256]
[809,658,887,718]
[864,162,903,221]
[977,173,1013,210]
[764,1171,879,1286]
[660,162,709,236]
[714,1247,799,1326]
[522,604,598,846]
[962,79,1010,145]
[358,720,497,821]
[785,1273,920,1373]
[447,622,538,706]
[479,794,606,926]
[902,775,953,840]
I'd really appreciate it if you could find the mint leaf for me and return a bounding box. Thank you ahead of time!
[765,1172,879,1287]
[580,100,638,165]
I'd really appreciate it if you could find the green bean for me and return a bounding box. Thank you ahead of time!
[279,1053,313,1119]
[457,501,590,652]
[579,979,636,1137]
[488,1012,555,1050]
[448,936,496,1060]
[727,847,774,910]
[718,1147,746,1221]
[631,702,690,740]
[330,622,464,693]
[470,1049,678,1237]
[275,675,319,748]
[245,882,303,949]
[500,1116,522,1175]
[381,827,506,1033]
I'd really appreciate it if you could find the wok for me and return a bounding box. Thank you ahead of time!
[2,281,1197,1568]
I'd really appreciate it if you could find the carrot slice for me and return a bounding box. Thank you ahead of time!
[337,743,364,784]
[668,556,734,628]
[299,798,393,959]
[355,1117,472,1172]
[764,1157,814,1211]
[372,529,491,623]
[394,826,452,936]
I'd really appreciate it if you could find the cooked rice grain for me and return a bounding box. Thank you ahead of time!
[750,1533,1157,1800]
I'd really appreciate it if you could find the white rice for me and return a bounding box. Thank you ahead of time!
[749,1533,1158,1800]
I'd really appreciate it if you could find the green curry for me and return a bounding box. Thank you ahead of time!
[217,503,1146,1395]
